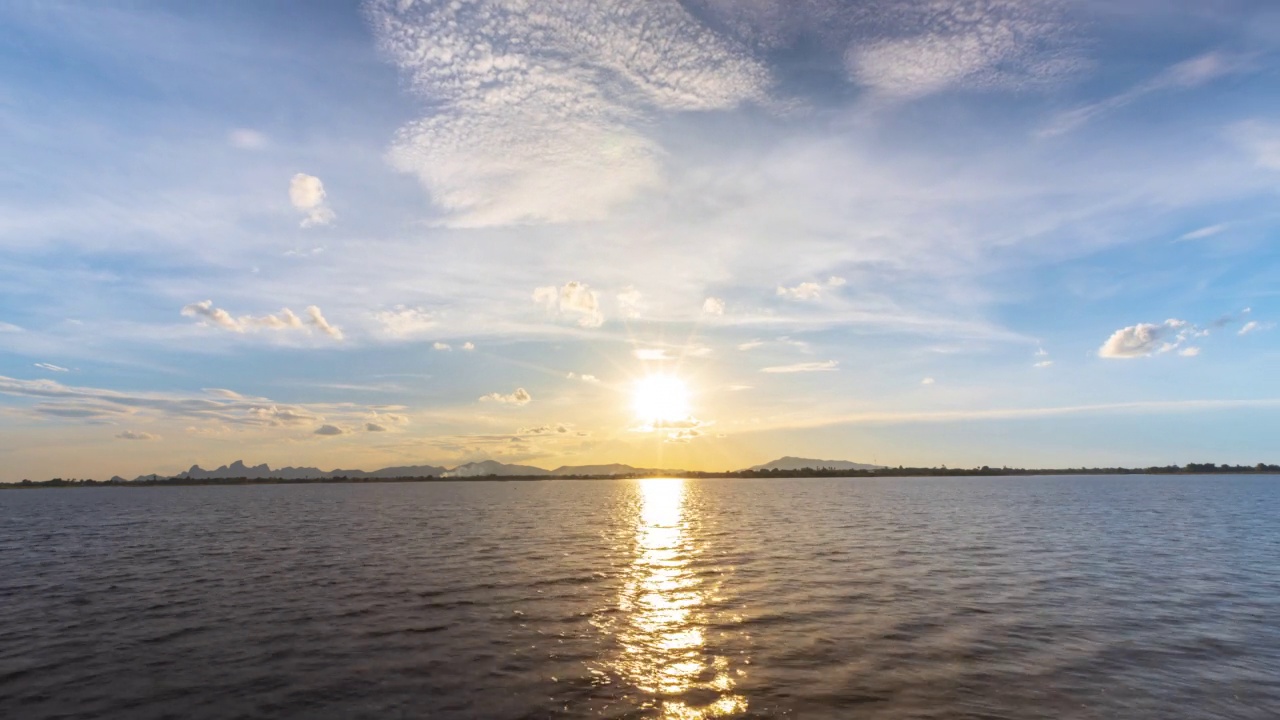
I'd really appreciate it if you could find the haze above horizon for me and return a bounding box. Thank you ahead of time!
[2,1,1279,482]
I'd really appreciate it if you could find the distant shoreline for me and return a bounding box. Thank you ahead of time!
[6,464,1278,488]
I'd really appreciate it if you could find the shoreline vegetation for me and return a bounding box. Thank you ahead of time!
[6,463,1279,488]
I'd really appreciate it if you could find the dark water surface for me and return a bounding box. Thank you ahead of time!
[2,476,1279,719]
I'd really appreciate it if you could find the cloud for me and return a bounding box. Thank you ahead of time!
[1240,321,1273,336]
[1042,52,1241,137]
[921,377,935,384]
[289,173,336,227]
[1098,319,1195,359]
[365,422,388,432]
[181,301,342,341]
[314,424,345,436]
[761,360,839,373]
[665,428,703,443]
[634,348,674,361]
[228,129,268,150]
[737,339,765,351]
[518,423,573,436]
[116,430,158,441]
[0,322,22,333]
[34,363,69,372]
[617,288,644,319]
[368,0,766,226]
[305,306,343,340]
[0,376,393,431]
[702,297,726,315]
[462,342,476,351]
[777,281,823,301]
[846,0,1076,100]
[533,281,604,328]
[827,276,847,287]
[480,387,532,406]
[567,372,600,384]
[433,342,452,351]
[1233,121,1280,170]
[375,306,437,337]
[1178,347,1200,357]
[1034,360,1054,368]
[1178,224,1227,241]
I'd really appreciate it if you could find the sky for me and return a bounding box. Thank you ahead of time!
[2,0,1280,481]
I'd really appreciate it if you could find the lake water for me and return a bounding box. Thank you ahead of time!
[2,475,1278,719]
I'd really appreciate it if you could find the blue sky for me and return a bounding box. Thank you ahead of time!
[2,0,1279,480]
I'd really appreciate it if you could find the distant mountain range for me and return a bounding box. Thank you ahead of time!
[743,456,883,472]
[123,458,695,482]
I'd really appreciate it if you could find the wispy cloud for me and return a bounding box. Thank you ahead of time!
[228,128,268,150]
[374,306,437,338]
[0,322,22,333]
[1041,52,1242,137]
[776,281,823,301]
[1240,321,1273,336]
[1178,224,1228,241]
[33,363,69,373]
[761,360,839,373]
[702,297,726,316]
[116,430,158,441]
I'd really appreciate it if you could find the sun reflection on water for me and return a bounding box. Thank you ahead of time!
[610,478,747,718]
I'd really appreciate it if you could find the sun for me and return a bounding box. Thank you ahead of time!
[633,374,690,425]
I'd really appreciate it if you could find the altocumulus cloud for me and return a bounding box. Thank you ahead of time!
[480,388,532,406]
[367,0,766,226]
[182,301,343,341]
[289,173,335,227]
[314,424,345,436]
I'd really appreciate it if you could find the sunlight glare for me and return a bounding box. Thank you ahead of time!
[633,374,691,425]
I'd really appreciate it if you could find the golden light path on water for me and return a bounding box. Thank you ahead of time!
[610,478,747,719]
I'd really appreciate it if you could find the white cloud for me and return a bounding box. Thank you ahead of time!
[727,384,753,391]
[314,424,345,436]
[228,129,268,150]
[306,306,343,340]
[1034,360,1054,368]
[369,0,766,226]
[921,377,935,385]
[1240,321,1273,336]
[634,348,674,361]
[761,360,839,373]
[116,430,158,441]
[181,301,342,341]
[480,387,532,406]
[34,363,69,372]
[0,322,22,333]
[737,339,765,351]
[375,306,437,337]
[567,372,600,384]
[462,342,476,351]
[827,276,847,287]
[1178,347,1201,357]
[1178,224,1228,242]
[533,281,604,328]
[289,173,336,227]
[776,281,823,301]
[433,342,452,351]
[702,297,726,315]
[617,288,644,319]
[1098,319,1194,359]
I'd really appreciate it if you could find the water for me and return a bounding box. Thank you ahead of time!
[2,475,1278,719]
